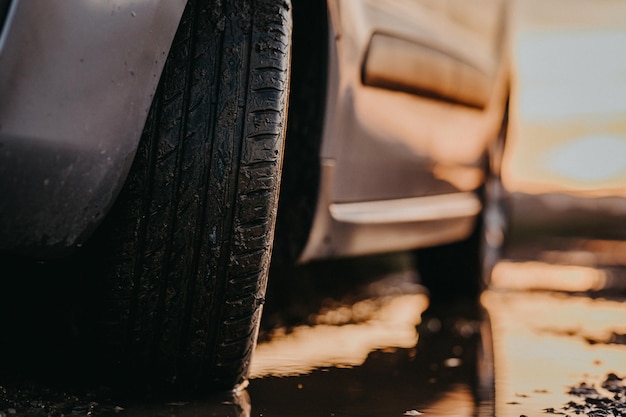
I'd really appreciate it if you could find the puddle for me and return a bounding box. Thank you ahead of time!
[247,253,626,417]
[250,293,429,378]
[2,252,626,417]
[484,289,626,416]
[249,298,493,417]
[248,256,495,417]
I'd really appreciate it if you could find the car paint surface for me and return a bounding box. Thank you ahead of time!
[299,0,510,262]
[0,0,186,255]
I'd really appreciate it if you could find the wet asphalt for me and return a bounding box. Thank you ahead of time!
[1,248,625,417]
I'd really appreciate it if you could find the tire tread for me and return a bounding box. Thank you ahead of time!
[85,0,291,392]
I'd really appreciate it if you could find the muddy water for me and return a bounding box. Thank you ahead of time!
[487,266,626,416]
[485,290,626,416]
[1,251,625,417]
[248,258,491,417]
[246,254,626,417]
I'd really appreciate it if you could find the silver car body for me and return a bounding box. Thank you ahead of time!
[0,0,186,254]
[300,0,510,262]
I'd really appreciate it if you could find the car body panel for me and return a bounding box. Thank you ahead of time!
[0,0,12,43]
[300,161,482,261]
[300,0,510,262]
[0,0,186,255]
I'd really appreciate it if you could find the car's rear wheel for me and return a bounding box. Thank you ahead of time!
[416,177,509,300]
[416,182,510,302]
[416,220,484,301]
[78,0,291,392]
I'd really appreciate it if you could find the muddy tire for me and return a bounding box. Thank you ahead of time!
[81,0,291,392]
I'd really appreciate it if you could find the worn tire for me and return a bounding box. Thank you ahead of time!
[81,0,291,392]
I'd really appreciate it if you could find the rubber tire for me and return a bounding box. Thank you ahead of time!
[81,0,291,392]
[416,221,484,302]
[416,179,511,302]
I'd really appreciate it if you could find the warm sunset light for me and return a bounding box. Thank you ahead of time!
[250,294,429,378]
[490,261,608,292]
[483,289,626,417]
[503,0,626,196]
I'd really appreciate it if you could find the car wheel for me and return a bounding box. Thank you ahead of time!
[416,177,509,302]
[270,0,328,270]
[416,219,484,301]
[79,0,291,392]
[481,174,509,288]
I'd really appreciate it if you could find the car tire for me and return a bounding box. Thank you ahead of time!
[416,178,510,302]
[79,0,291,392]
[415,220,484,301]
[481,174,509,289]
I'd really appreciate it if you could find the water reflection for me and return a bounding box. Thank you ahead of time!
[484,287,626,417]
[247,256,495,417]
[3,252,625,417]
[97,390,252,417]
[250,297,494,417]
[246,250,626,417]
[482,241,626,416]
[250,293,428,378]
[492,261,610,292]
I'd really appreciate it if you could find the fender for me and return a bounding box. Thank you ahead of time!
[0,0,187,256]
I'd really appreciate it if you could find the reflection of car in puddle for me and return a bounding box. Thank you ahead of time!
[249,267,496,417]
[483,275,626,416]
[251,292,428,377]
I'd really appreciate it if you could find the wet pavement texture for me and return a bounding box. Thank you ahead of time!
[1,249,626,417]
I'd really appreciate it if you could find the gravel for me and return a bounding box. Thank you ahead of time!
[538,373,626,417]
